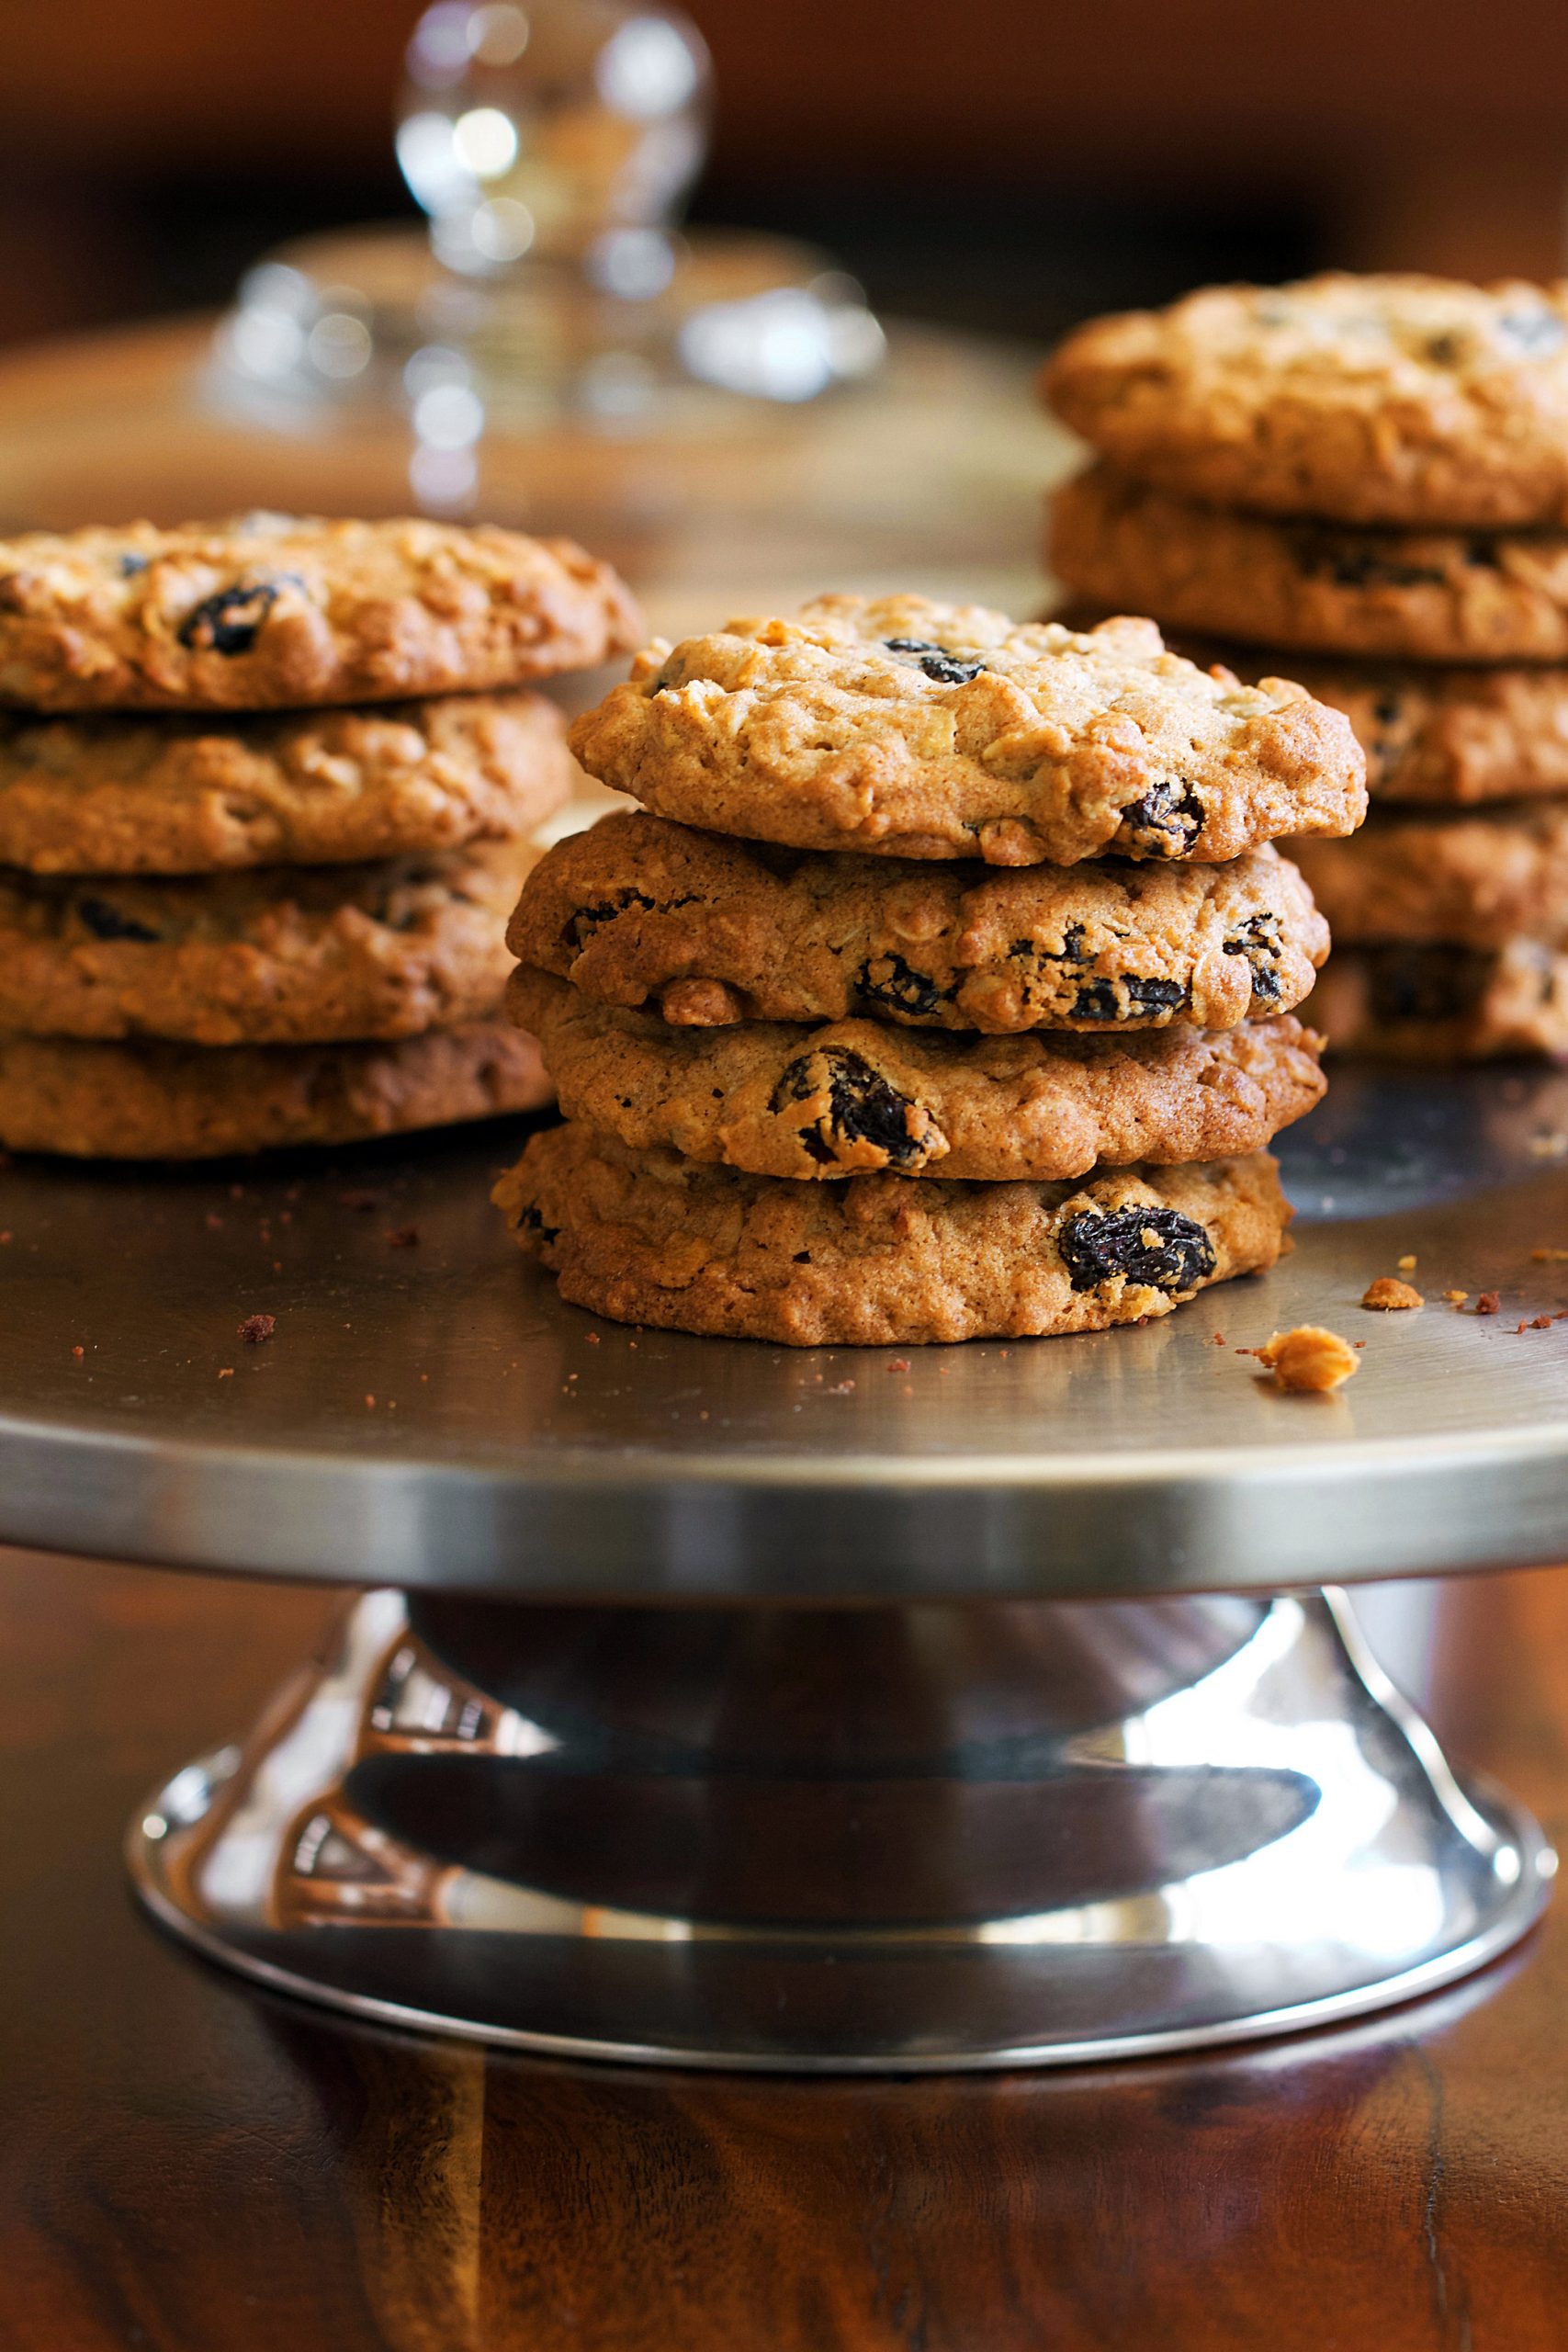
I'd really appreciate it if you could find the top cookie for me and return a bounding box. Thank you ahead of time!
[0,514,643,712]
[1045,273,1568,528]
[568,594,1366,866]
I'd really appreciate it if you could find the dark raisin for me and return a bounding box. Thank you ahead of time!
[769,1046,930,1170]
[76,895,161,944]
[565,888,657,950]
[1059,1204,1216,1295]
[793,1250,812,1264]
[1119,781,1204,855]
[1072,974,1189,1022]
[883,637,986,685]
[1498,307,1567,357]
[1010,922,1089,965]
[176,572,299,655]
[1070,979,1121,1022]
[1224,911,1283,1006]
[116,552,149,579]
[1464,537,1499,569]
[1366,945,1488,1023]
[517,1202,560,1245]
[854,953,948,1019]
[1290,528,1448,590]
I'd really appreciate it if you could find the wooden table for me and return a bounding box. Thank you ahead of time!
[4,316,1568,2349]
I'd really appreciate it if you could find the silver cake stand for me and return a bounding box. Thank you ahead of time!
[4,1066,1568,2070]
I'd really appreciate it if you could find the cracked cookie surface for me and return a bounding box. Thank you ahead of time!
[0,691,576,873]
[1044,273,1568,527]
[0,1020,551,1158]
[0,838,538,1044]
[0,514,641,711]
[512,808,1328,1034]
[1050,465,1568,662]
[512,967,1325,1182]
[569,594,1364,866]
[494,1125,1290,1345]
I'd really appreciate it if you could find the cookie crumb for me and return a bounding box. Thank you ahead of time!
[1361,1277,1423,1311]
[827,1379,856,1395]
[1444,1289,1469,1305]
[1254,1326,1359,1394]
[1531,1247,1568,1262]
[238,1312,276,1345]
[204,1212,224,1231]
[71,1344,84,1360]
[1396,1254,1416,1272]
[1476,1292,1500,1315]
[384,1226,420,1249]
[1529,1133,1568,1159]
[887,1357,911,1373]
[340,1189,380,1212]
[217,1366,234,1379]
[585,1331,600,1344]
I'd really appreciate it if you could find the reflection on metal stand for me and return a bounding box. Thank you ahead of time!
[206,0,885,503]
[130,1583,1553,2071]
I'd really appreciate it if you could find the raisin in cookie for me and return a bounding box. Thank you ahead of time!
[1050,465,1568,662]
[1045,274,1568,528]
[494,1125,1290,1346]
[1291,808,1568,949]
[511,968,1324,1182]
[0,1020,550,1158]
[0,839,538,1045]
[0,515,642,712]
[1307,941,1568,1060]
[569,594,1365,866]
[513,808,1328,1034]
[0,691,576,874]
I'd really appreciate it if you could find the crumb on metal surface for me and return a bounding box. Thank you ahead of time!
[1253,1326,1359,1394]
[1476,1292,1501,1315]
[1361,1276,1424,1312]
[238,1312,276,1344]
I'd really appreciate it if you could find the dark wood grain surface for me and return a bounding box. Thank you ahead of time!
[2,1545,1566,2352]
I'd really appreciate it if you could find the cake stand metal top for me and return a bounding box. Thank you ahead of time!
[5,1065,1568,1600]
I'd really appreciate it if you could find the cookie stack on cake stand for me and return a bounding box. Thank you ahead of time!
[493,594,1365,1346]
[0,515,639,1156]
[1045,271,1568,1060]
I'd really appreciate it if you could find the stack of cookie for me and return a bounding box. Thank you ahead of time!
[492,594,1365,1347]
[1045,270,1568,1058]
[0,515,639,1155]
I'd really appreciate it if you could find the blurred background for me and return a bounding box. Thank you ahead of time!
[4,0,1568,353]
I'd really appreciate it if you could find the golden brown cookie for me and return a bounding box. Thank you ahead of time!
[1182,648,1568,807]
[0,1020,550,1158]
[512,808,1328,1034]
[1291,808,1568,949]
[0,515,642,711]
[511,967,1325,1182]
[494,1124,1291,1345]
[570,594,1365,865]
[1049,465,1568,662]
[0,839,537,1045]
[1044,274,1568,527]
[1307,941,1568,1060]
[0,691,576,874]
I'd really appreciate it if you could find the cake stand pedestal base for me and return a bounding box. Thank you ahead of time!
[130,1585,1552,2072]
